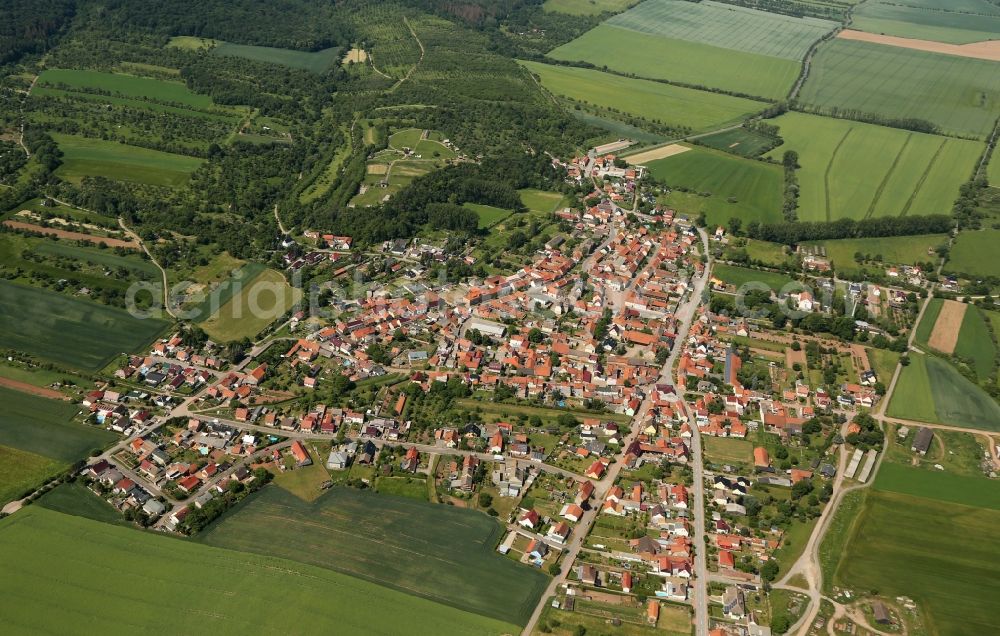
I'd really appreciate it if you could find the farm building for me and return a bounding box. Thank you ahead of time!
[911,428,933,456]
[872,601,892,625]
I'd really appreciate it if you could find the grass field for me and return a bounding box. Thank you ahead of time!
[549,25,800,100]
[914,298,944,347]
[199,269,300,342]
[765,112,982,221]
[0,386,115,461]
[35,482,129,525]
[465,203,513,229]
[833,489,1000,636]
[52,134,203,187]
[874,461,1000,510]
[36,69,214,109]
[34,241,160,277]
[0,445,64,506]
[953,305,995,380]
[866,348,900,385]
[520,61,765,133]
[166,36,220,50]
[703,436,753,464]
[0,507,516,635]
[519,188,566,214]
[197,486,549,626]
[571,110,668,145]
[804,234,945,275]
[0,280,169,371]
[212,43,342,73]
[887,352,1000,430]
[798,39,1000,139]
[536,601,691,635]
[646,146,783,226]
[696,127,776,157]
[713,264,798,292]
[388,128,424,151]
[852,0,1000,45]
[542,0,637,15]
[946,229,1000,277]
[376,475,430,500]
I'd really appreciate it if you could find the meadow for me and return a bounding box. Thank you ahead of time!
[53,134,204,187]
[0,234,140,296]
[953,305,995,380]
[520,61,765,133]
[465,203,513,229]
[646,146,784,226]
[803,234,946,276]
[887,352,1000,430]
[35,241,160,277]
[0,280,169,371]
[197,486,549,626]
[572,110,667,145]
[0,445,64,506]
[519,188,566,214]
[713,263,798,292]
[0,507,516,636]
[198,269,300,342]
[212,42,342,73]
[0,386,115,461]
[765,112,982,221]
[702,436,753,464]
[549,25,800,100]
[851,0,1000,45]
[36,69,214,109]
[696,127,777,157]
[542,0,637,16]
[604,0,836,60]
[833,489,1000,636]
[946,229,1000,277]
[798,39,1000,139]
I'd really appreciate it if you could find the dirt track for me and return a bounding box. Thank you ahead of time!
[927,299,966,354]
[3,220,140,249]
[0,376,69,401]
[838,29,1000,62]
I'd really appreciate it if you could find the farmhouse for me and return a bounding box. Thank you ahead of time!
[911,427,933,456]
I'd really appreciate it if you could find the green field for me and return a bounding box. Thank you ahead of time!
[0,386,115,461]
[832,489,1000,636]
[53,134,204,187]
[953,306,995,380]
[713,263,798,292]
[914,298,944,348]
[874,461,1000,510]
[549,25,801,100]
[887,352,1000,430]
[197,486,549,626]
[798,39,1000,139]
[36,69,214,109]
[35,241,160,277]
[647,146,783,226]
[36,482,129,525]
[571,110,668,145]
[804,234,946,275]
[375,475,430,500]
[186,262,266,322]
[696,127,776,157]
[0,280,169,371]
[603,0,836,59]
[212,43,342,73]
[519,188,566,214]
[0,445,64,506]
[166,36,220,50]
[703,436,753,464]
[946,229,1000,277]
[389,128,425,150]
[199,269,300,342]
[866,348,900,385]
[0,507,516,635]
[725,238,792,266]
[852,0,1000,44]
[465,203,513,229]
[542,0,636,15]
[765,112,982,221]
[520,61,765,133]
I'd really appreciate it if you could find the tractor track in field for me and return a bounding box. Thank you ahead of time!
[824,127,853,221]
[864,133,911,219]
[900,137,947,216]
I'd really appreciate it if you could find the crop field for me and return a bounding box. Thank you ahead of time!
[696,127,776,157]
[765,112,981,221]
[713,264,798,292]
[465,203,513,229]
[543,0,637,15]
[833,489,1000,636]
[914,298,944,347]
[798,39,1000,139]
[36,482,129,526]
[197,486,549,626]
[946,229,1000,277]
[953,306,996,380]
[521,61,765,133]
[604,0,836,60]
[887,352,1000,430]
[646,146,783,226]
[804,234,945,276]
[186,262,266,322]
[874,461,1000,511]
[0,507,515,635]
[36,69,214,109]
[199,269,300,342]
[0,280,169,371]
[851,0,1000,45]
[549,25,800,100]
[0,445,64,506]
[0,386,112,460]
[212,43,342,73]
[572,110,667,145]
[53,134,204,187]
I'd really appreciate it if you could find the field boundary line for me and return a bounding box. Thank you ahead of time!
[900,138,947,216]
[824,127,853,221]
[865,133,911,219]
